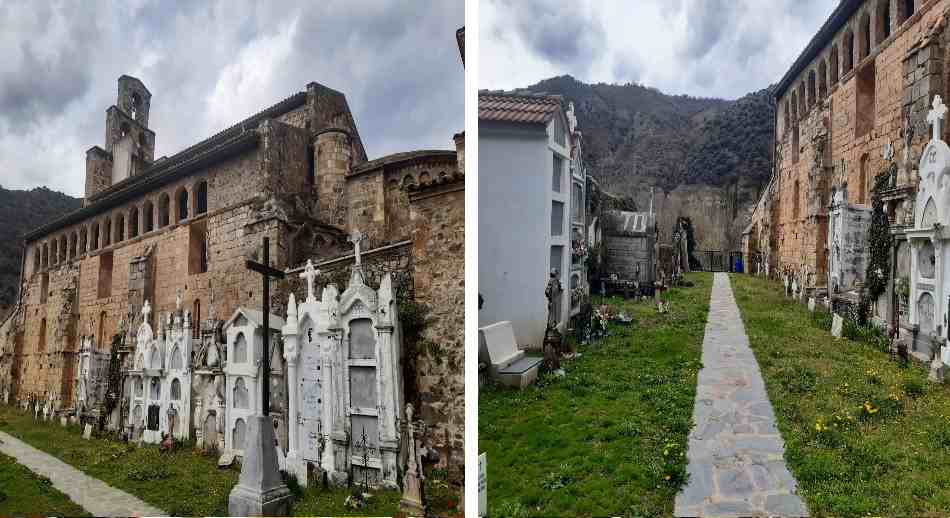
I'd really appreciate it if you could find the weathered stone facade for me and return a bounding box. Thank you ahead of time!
[0,73,464,477]
[746,0,950,309]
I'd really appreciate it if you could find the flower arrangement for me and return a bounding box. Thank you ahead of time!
[571,239,588,262]
[591,305,611,338]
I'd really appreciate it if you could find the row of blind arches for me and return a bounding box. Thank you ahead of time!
[784,0,917,130]
[34,181,208,271]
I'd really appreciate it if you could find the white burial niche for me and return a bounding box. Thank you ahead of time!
[906,95,950,364]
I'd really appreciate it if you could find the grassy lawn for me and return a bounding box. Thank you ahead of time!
[478,272,712,518]
[0,451,90,517]
[0,405,457,516]
[732,273,950,516]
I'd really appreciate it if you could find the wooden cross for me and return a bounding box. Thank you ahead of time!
[299,258,320,303]
[245,237,285,415]
[928,95,947,142]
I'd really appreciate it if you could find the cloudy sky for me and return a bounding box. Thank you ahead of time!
[481,0,837,99]
[0,1,463,196]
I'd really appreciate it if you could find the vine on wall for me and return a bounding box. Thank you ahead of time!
[860,167,894,324]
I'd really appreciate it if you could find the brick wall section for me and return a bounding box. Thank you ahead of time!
[752,0,950,286]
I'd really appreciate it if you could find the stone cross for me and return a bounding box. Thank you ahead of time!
[928,95,947,142]
[142,300,151,324]
[299,259,321,303]
[349,230,364,266]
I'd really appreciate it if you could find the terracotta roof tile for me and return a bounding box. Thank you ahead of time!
[478,91,563,124]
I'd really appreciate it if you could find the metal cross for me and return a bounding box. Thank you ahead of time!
[299,258,321,303]
[245,237,286,415]
[928,95,947,142]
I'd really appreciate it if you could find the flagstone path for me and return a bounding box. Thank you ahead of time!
[674,273,808,517]
[0,430,166,517]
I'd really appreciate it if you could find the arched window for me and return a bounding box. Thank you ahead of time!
[784,100,790,134]
[233,333,247,363]
[170,345,183,370]
[877,0,891,42]
[818,60,828,99]
[798,83,806,118]
[859,154,870,204]
[91,224,99,251]
[233,418,246,449]
[103,218,111,247]
[33,246,40,272]
[60,236,67,263]
[130,93,141,121]
[829,45,839,85]
[176,187,189,221]
[843,30,855,73]
[150,378,161,400]
[41,243,48,268]
[194,181,208,215]
[171,378,181,400]
[144,200,154,232]
[159,193,170,227]
[51,239,58,266]
[115,214,125,243]
[69,232,77,259]
[79,228,87,255]
[150,345,161,370]
[793,180,800,219]
[233,378,249,409]
[858,12,871,61]
[129,207,139,238]
[807,70,816,108]
[898,0,915,24]
[37,318,46,353]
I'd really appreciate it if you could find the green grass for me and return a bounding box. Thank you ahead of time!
[0,406,455,516]
[478,272,713,518]
[731,273,950,515]
[0,451,90,517]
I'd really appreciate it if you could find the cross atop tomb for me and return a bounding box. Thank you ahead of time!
[142,300,151,323]
[299,259,321,303]
[928,95,948,142]
[349,229,365,266]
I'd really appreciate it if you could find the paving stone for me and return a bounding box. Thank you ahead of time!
[674,273,808,517]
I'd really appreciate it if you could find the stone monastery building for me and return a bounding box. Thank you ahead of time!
[745,0,950,338]
[0,66,464,475]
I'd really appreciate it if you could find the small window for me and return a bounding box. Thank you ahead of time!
[195,181,208,215]
[552,154,563,192]
[159,194,170,227]
[79,228,87,255]
[829,45,839,84]
[551,201,565,236]
[189,220,208,275]
[171,378,181,400]
[98,251,113,299]
[115,214,125,242]
[103,218,111,247]
[144,201,154,232]
[129,208,139,238]
[233,333,247,363]
[176,188,189,221]
[843,30,855,73]
[91,224,100,250]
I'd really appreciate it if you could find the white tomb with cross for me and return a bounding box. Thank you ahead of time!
[127,297,195,443]
[906,95,950,363]
[281,231,405,489]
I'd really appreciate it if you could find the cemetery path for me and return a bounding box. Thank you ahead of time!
[674,273,808,517]
[0,430,166,517]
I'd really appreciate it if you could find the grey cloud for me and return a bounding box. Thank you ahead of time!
[496,0,607,76]
[0,1,463,195]
[680,0,743,60]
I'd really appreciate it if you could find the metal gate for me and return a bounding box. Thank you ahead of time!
[699,250,726,272]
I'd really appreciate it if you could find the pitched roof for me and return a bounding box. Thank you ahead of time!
[351,149,457,175]
[478,91,564,124]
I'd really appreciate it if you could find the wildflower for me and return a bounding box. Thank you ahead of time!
[815,419,827,432]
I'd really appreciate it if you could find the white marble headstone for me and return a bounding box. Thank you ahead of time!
[831,314,844,338]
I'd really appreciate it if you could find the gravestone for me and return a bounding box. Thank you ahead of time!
[808,297,816,312]
[478,453,487,518]
[478,321,542,388]
[828,189,872,295]
[831,314,844,338]
[83,423,93,440]
[907,96,950,365]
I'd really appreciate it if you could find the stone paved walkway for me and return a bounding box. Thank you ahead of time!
[674,273,808,517]
[0,430,166,517]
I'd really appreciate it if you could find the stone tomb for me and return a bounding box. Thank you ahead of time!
[478,321,542,388]
[906,96,950,365]
[221,307,285,459]
[281,257,405,489]
[74,335,110,416]
[827,189,872,296]
[127,299,194,443]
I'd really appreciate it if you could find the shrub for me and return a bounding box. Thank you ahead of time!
[903,378,926,398]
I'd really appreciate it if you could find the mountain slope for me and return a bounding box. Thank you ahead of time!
[0,186,82,319]
[520,75,775,249]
